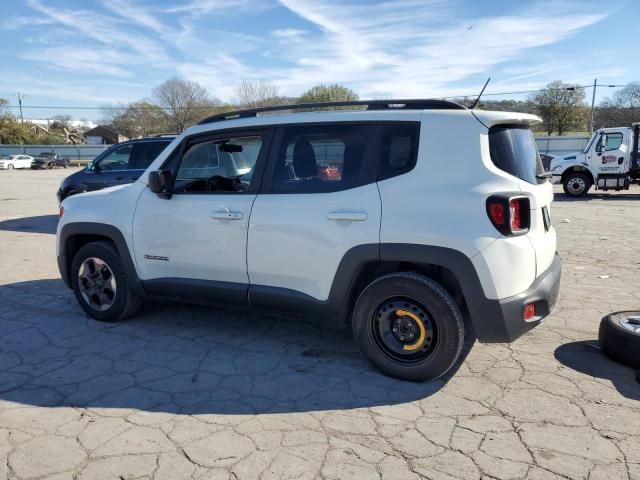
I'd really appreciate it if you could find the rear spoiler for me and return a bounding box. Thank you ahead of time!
[471,110,542,129]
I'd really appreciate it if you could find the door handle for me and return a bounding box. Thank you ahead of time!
[327,211,368,222]
[211,210,243,220]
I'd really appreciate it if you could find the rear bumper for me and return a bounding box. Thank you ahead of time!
[474,253,562,342]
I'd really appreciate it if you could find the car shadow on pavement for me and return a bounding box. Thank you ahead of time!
[0,214,58,234]
[554,193,640,202]
[554,341,639,401]
[0,278,473,415]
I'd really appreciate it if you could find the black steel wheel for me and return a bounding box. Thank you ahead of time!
[371,297,438,364]
[352,272,464,382]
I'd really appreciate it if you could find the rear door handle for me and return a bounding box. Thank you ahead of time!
[327,211,368,221]
[211,210,243,220]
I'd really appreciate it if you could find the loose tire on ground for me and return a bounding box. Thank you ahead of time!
[70,241,142,322]
[352,272,464,382]
[563,172,591,197]
[599,311,640,369]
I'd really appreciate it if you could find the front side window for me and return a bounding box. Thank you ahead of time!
[602,132,623,151]
[96,145,132,171]
[174,135,263,194]
[272,124,373,193]
[489,126,545,185]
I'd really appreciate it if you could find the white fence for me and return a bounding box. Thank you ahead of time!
[535,136,589,156]
[0,144,111,161]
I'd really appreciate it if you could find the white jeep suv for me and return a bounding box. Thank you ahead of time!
[56,99,561,381]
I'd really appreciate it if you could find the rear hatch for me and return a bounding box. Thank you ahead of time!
[487,124,557,277]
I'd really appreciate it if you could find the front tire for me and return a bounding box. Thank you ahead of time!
[352,272,464,382]
[563,172,591,197]
[70,241,142,322]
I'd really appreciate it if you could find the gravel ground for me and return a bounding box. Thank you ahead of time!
[0,168,639,480]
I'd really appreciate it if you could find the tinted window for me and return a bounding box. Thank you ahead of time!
[129,142,170,169]
[174,135,263,194]
[379,124,419,180]
[272,124,373,193]
[489,126,545,185]
[98,145,132,171]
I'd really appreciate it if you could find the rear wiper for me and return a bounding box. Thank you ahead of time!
[536,172,553,180]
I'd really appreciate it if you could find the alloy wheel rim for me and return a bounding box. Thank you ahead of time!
[371,297,438,364]
[78,257,117,311]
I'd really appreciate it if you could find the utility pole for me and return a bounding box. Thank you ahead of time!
[16,93,24,124]
[589,79,597,135]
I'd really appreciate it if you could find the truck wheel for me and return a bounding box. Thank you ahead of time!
[563,172,591,197]
[352,272,464,382]
[599,311,640,369]
[70,241,142,322]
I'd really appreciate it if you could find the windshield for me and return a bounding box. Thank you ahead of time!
[582,132,598,154]
[489,125,545,185]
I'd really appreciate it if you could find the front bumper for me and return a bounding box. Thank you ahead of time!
[473,253,562,342]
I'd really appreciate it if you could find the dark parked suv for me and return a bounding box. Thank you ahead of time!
[57,136,174,203]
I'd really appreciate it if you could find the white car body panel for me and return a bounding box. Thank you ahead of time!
[248,184,381,300]
[58,107,556,307]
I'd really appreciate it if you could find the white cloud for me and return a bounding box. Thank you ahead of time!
[11,0,611,107]
[271,28,308,42]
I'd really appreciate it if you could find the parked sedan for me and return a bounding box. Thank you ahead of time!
[57,136,174,203]
[0,154,33,169]
[31,152,71,169]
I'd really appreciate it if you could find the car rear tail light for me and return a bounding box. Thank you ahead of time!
[524,303,536,321]
[486,195,530,236]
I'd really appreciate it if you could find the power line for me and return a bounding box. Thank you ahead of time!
[0,83,632,111]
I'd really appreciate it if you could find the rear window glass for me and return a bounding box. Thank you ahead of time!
[489,126,545,185]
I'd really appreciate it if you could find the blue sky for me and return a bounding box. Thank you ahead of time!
[1,0,639,121]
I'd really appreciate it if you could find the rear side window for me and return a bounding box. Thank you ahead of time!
[489,126,545,185]
[272,124,375,193]
[379,124,420,180]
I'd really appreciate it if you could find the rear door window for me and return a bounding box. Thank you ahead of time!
[489,126,545,185]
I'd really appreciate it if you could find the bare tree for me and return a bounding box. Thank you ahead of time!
[529,81,587,135]
[152,78,219,132]
[595,82,640,128]
[234,79,281,108]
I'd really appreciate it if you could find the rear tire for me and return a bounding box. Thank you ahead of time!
[563,172,591,197]
[70,241,142,322]
[599,311,640,369]
[352,272,464,382]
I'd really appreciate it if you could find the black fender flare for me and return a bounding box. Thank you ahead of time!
[57,222,146,297]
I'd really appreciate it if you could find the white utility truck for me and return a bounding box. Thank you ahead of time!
[550,124,640,196]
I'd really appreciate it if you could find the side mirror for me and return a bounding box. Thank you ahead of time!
[596,134,607,154]
[148,170,173,199]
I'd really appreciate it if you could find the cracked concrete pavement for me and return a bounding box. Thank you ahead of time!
[0,168,638,480]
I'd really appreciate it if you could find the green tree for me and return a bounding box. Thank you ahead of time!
[108,101,169,138]
[529,81,587,135]
[298,84,359,110]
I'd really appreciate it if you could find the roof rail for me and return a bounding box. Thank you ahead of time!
[197,99,465,125]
